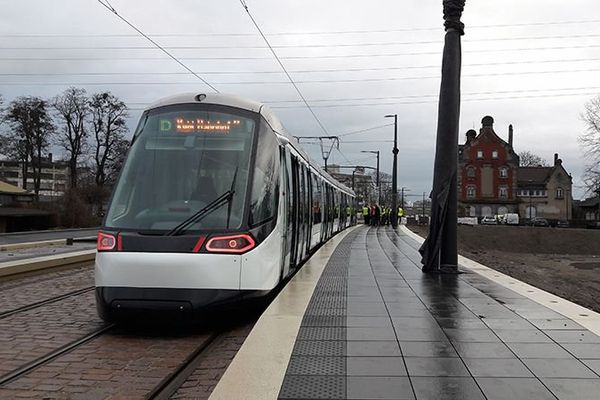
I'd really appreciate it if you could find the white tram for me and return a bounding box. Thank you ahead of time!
[95,93,356,321]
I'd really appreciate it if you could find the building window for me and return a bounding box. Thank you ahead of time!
[476,150,483,159]
[499,167,508,178]
[556,187,564,199]
[467,186,476,199]
[492,150,498,159]
[467,167,476,177]
[499,186,508,199]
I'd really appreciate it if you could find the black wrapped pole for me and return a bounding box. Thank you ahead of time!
[419,0,465,273]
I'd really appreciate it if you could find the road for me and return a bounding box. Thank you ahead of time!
[0,228,98,245]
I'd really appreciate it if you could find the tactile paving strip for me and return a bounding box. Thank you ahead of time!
[301,315,346,327]
[279,375,346,399]
[277,229,359,400]
[287,356,345,375]
[293,340,346,356]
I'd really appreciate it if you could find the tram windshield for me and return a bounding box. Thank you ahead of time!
[105,105,257,232]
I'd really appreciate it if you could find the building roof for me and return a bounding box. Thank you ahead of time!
[577,196,600,208]
[517,167,553,185]
[0,180,29,195]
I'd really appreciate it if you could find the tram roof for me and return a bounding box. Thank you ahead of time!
[146,93,355,196]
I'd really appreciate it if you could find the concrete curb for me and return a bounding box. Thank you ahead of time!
[0,250,97,278]
[0,239,67,252]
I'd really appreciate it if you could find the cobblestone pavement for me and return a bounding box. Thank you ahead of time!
[171,322,255,399]
[0,328,213,399]
[0,265,93,314]
[0,261,259,399]
[0,290,104,377]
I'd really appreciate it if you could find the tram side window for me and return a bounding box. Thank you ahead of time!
[312,175,321,224]
[249,123,280,227]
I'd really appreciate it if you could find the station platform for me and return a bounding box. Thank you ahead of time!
[210,225,600,400]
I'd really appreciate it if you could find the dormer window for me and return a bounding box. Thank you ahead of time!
[492,150,498,159]
[477,150,483,159]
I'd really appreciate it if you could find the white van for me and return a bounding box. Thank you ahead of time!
[504,213,519,225]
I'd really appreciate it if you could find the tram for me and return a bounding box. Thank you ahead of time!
[94,93,356,321]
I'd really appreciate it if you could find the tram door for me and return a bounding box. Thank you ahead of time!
[282,148,293,274]
[290,155,300,268]
[298,163,306,261]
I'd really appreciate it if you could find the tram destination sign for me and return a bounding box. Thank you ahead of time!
[159,117,241,133]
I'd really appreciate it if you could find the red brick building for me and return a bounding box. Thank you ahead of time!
[458,116,520,217]
[458,115,573,221]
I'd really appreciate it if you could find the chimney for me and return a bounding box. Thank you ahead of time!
[481,115,494,128]
[466,129,476,142]
[554,153,562,166]
[508,124,513,147]
[48,153,53,163]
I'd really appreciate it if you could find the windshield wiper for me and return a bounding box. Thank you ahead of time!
[225,166,239,229]
[166,190,234,236]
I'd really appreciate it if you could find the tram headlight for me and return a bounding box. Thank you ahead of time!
[205,233,256,254]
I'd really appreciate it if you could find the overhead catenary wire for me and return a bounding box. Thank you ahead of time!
[94,0,218,92]
[6,56,600,77]
[4,43,600,62]
[5,66,600,86]
[238,0,329,135]
[2,17,600,37]
[6,32,600,51]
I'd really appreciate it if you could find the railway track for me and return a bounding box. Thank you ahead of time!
[0,323,115,386]
[0,242,258,399]
[147,331,223,400]
[0,285,94,319]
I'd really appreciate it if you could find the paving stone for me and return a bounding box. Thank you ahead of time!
[476,377,556,400]
[411,377,486,400]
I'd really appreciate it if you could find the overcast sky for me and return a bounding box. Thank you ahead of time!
[1,0,599,200]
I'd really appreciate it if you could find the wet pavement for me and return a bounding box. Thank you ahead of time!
[278,225,600,400]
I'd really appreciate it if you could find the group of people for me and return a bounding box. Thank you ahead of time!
[362,204,404,226]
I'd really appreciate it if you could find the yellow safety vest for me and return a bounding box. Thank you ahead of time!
[398,208,404,217]
[362,207,369,216]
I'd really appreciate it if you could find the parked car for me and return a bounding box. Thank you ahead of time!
[587,221,600,229]
[556,220,569,228]
[528,217,549,227]
[481,216,498,225]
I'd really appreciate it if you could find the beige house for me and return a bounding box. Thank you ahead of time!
[517,154,572,220]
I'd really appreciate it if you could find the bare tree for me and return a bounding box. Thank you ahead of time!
[580,95,600,195]
[89,92,129,213]
[518,150,549,167]
[5,97,54,200]
[52,87,90,189]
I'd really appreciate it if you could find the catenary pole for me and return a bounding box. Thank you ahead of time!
[419,0,465,273]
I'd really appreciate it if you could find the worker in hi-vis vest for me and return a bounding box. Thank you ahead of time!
[397,207,404,224]
[362,205,370,225]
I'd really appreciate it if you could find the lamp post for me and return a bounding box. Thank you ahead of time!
[361,150,380,204]
[401,187,410,209]
[385,114,398,228]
